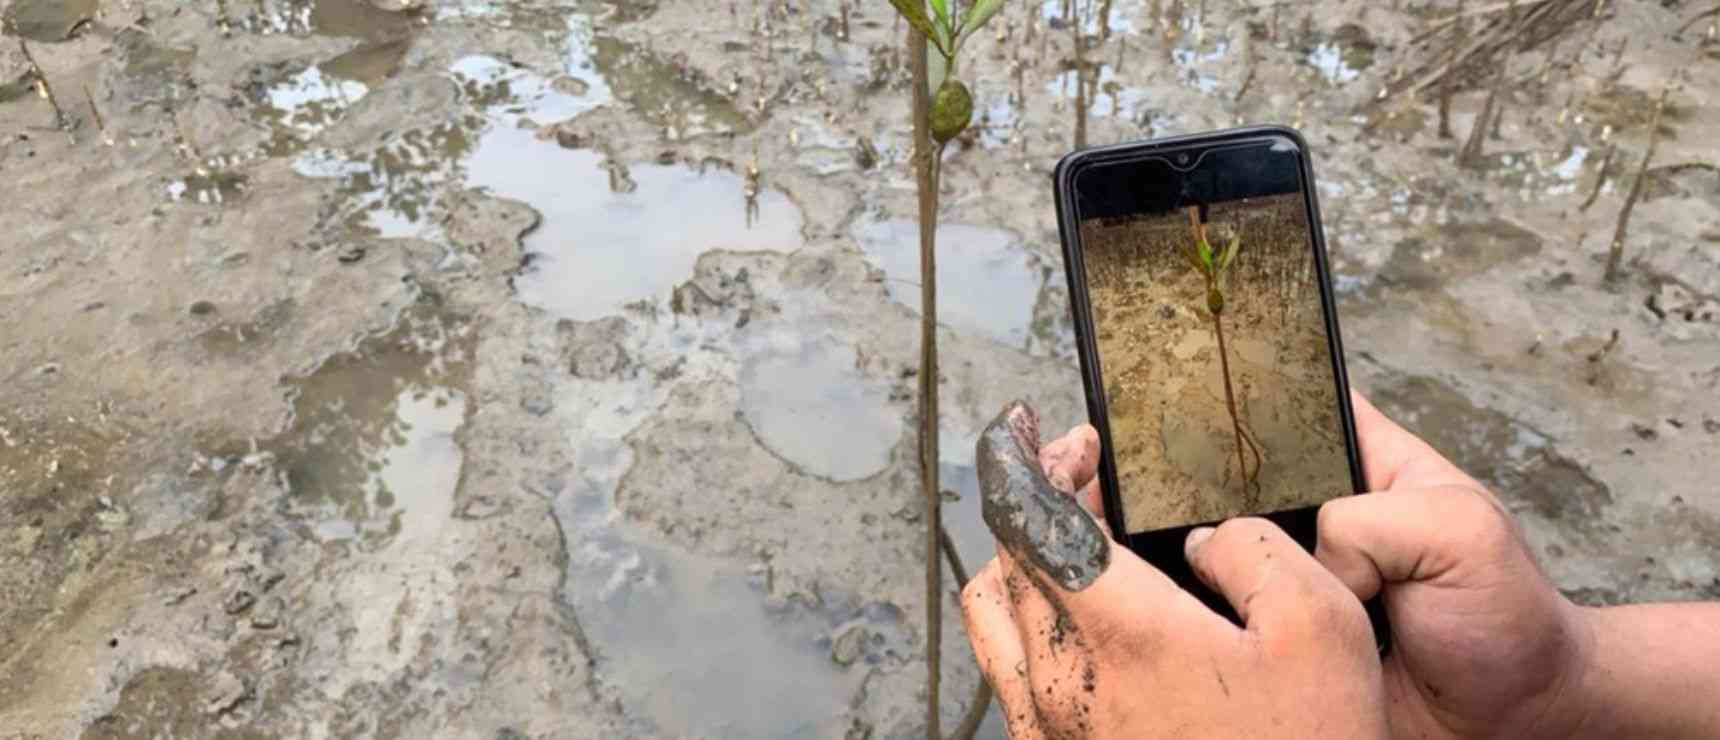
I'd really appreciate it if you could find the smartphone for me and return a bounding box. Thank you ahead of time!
[1052,126,1388,645]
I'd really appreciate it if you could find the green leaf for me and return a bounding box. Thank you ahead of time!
[888,0,948,55]
[1197,240,1214,270]
[959,0,1007,39]
[1217,235,1241,273]
[929,0,952,35]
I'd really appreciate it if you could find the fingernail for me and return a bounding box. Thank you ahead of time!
[1185,527,1216,557]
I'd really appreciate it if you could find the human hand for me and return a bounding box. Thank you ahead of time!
[1315,392,1590,740]
[962,425,1387,739]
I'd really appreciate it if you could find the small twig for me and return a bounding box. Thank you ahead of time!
[1398,0,1587,98]
[1072,5,1088,151]
[1437,54,1456,137]
[1674,4,1720,36]
[1233,65,1255,104]
[1460,48,1511,167]
[1233,34,1257,104]
[17,39,71,131]
[1409,0,1553,45]
[1586,328,1621,363]
[1605,85,1670,284]
[1534,35,1562,86]
[1434,0,1464,138]
[81,83,114,146]
[1578,142,1616,212]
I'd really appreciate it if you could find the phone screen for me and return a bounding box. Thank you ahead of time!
[1070,135,1355,537]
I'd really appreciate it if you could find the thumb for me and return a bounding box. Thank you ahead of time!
[1185,518,1368,639]
[1315,485,1509,600]
[1349,390,1476,492]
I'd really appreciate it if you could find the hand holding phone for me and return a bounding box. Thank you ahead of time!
[961,421,1389,740]
[1051,127,1387,640]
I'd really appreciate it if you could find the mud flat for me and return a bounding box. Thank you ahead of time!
[3,0,1718,737]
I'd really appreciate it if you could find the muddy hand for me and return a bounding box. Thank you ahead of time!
[965,401,1387,738]
[975,401,1110,591]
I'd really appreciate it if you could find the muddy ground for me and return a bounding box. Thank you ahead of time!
[2,0,1718,738]
[1084,193,1352,532]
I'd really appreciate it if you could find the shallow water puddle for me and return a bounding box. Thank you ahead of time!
[565,495,873,738]
[591,35,753,138]
[560,335,883,738]
[1306,42,1362,85]
[289,39,606,237]
[2,0,96,42]
[1304,25,1377,86]
[1040,0,1141,36]
[165,170,250,205]
[737,331,902,482]
[475,126,804,320]
[264,65,372,143]
[1047,61,1164,122]
[267,301,474,546]
[1169,32,1229,95]
[293,122,478,238]
[853,218,1045,350]
[1470,146,1594,200]
[227,0,419,39]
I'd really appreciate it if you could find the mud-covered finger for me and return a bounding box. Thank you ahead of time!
[1044,538,1223,644]
[960,560,1044,738]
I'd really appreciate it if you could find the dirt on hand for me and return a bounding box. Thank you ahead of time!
[977,401,1111,592]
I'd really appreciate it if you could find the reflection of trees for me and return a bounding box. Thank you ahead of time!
[591,36,753,139]
[267,305,471,541]
[317,115,482,236]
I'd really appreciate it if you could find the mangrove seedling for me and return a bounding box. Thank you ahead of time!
[1182,206,1262,501]
[883,1,1009,738]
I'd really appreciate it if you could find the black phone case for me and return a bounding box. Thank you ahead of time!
[1051,125,1390,650]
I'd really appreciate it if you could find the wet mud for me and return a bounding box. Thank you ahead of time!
[4,0,1719,737]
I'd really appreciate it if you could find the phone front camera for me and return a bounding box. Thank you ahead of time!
[1176,153,1191,165]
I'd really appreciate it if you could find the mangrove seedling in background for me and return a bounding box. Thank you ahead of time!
[884,1,1007,738]
[1183,206,1262,502]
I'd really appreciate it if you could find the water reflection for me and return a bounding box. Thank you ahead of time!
[853,218,1046,350]
[268,301,474,549]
